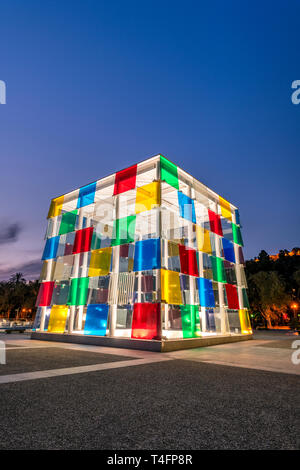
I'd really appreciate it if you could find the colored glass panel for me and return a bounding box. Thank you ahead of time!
[180,305,199,338]
[238,246,245,264]
[131,303,161,340]
[197,277,215,308]
[168,241,179,257]
[208,209,223,236]
[111,215,136,246]
[239,309,252,334]
[68,277,89,306]
[211,256,226,283]
[84,304,109,336]
[77,182,96,208]
[219,196,232,221]
[196,226,212,254]
[59,210,78,235]
[235,209,241,226]
[120,244,129,257]
[225,283,239,309]
[242,288,250,309]
[232,223,244,246]
[47,195,64,219]
[161,269,182,304]
[36,281,55,307]
[91,231,102,251]
[52,281,70,305]
[114,164,137,195]
[222,238,235,263]
[160,156,179,189]
[33,307,51,331]
[72,227,93,254]
[178,192,196,223]
[47,305,68,333]
[88,247,112,277]
[133,238,161,271]
[42,236,60,260]
[178,244,199,276]
[135,181,161,214]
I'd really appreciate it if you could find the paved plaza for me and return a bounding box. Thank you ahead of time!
[0,331,299,449]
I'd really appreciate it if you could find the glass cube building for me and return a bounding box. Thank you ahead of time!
[33,155,252,348]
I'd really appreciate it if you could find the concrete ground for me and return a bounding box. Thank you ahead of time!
[0,330,299,450]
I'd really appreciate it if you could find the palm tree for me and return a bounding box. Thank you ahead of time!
[9,272,26,285]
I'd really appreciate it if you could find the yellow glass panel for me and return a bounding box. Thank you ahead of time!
[196,226,212,254]
[40,259,56,281]
[128,258,134,272]
[48,305,69,333]
[88,247,112,277]
[135,181,161,214]
[39,260,56,282]
[161,269,182,305]
[239,309,252,334]
[168,241,179,257]
[47,196,64,219]
[219,196,232,221]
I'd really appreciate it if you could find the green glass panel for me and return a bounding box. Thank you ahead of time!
[91,231,102,250]
[160,156,179,189]
[68,278,78,306]
[111,215,136,246]
[242,288,250,309]
[59,210,78,235]
[68,277,89,306]
[180,305,200,338]
[232,223,244,246]
[211,256,226,283]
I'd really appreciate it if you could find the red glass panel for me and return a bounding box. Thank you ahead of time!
[113,164,137,195]
[131,303,161,340]
[178,244,199,277]
[64,243,73,256]
[239,246,245,264]
[225,283,239,309]
[36,281,54,307]
[119,244,129,257]
[208,209,223,236]
[72,227,93,254]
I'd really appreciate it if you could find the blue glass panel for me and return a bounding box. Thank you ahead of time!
[84,304,109,336]
[197,277,215,308]
[222,238,236,263]
[206,308,216,331]
[235,209,241,226]
[42,236,60,260]
[32,307,51,331]
[133,238,161,271]
[177,192,196,223]
[77,182,96,208]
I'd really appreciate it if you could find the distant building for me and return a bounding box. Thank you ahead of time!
[255,249,300,261]
[33,155,252,351]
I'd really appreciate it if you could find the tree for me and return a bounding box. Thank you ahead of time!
[0,273,37,319]
[9,272,26,284]
[247,271,290,328]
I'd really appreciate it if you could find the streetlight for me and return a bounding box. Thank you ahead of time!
[291,303,298,319]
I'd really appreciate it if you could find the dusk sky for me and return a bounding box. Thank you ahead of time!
[0,0,299,280]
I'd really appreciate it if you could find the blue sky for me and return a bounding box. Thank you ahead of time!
[0,0,299,279]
